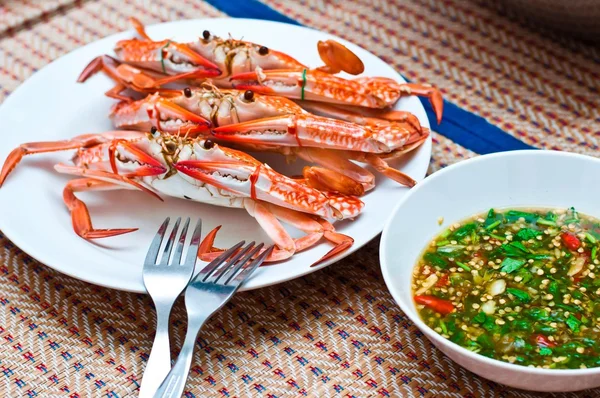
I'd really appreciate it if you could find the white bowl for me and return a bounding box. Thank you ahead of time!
[380,150,600,392]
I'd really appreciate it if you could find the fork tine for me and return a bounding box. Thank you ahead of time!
[211,242,256,284]
[171,217,190,265]
[196,240,246,282]
[223,243,264,285]
[144,217,170,265]
[231,245,274,285]
[183,219,203,267]
[159,217,181,265]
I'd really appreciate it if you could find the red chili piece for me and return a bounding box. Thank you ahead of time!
[533,334,556,348]
[436,274,449,287]
[561,232,581,251]
[414,295,454,315]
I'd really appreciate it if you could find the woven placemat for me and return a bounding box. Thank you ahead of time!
[0,0,598,396]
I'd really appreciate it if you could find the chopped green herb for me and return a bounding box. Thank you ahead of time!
[556,303,579,313]
[539,347,553,356]
[485,220,501,231]
[450,223,477,241]
[536,324,557,335]
[515,228,541,241]
[456,261,471,272]
[437,245,465,255]
[436,240,450,246]
[472,312,487,324]
[526,253,554,260]
[505,210,538,223]
[566,315,581,333]
[585,232,597,244]
[593,246,598,260]
[500,258,526,273]
[545,211,558,222]
[506,287,531,303]
[570,207,579,220]
[440,320,448,335]
[537,218,557,227]
[424,252,448,269]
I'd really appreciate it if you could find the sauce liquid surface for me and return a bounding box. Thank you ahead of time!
[413,208,600,369]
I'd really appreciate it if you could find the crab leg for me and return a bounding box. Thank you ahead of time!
[198,200,352,263]
[231,70,444,122]
[212,114,389,153]
[128,17,153,41]
[264,203,353,264]
[78,55,218,101]
[354,78,444,124]
[355,153,416,188]
[0,131,142,187]
[53,164,163,239]
[296,148,376,192]
[62,178,139,239]
[297,100,423,134]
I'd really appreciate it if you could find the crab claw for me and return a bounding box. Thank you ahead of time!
[163,41,221,74]
[108,139,168,177]
[112,95,211,136]
[316,40,364,75]
[114,39,221,77]
[231,69,387,108]
[212,114,390,153]
[173,142,343,220]
[150,98,212,135]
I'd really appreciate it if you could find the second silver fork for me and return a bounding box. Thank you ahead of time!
[154,241,273,398]
[138,217,201,398]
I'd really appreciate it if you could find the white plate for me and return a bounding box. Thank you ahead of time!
[0,18,431,292]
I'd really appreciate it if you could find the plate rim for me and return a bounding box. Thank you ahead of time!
[0,17,432,292]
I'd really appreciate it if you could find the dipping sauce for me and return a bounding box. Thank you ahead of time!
[412,208,600,369]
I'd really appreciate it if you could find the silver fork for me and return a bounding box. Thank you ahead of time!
[138,217,201,398]
[154,241,274,398]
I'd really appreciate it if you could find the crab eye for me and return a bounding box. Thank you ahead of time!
[203,30,210,40]
[150,126,158,134]
[258,46,269,55]
[183,87,192,98]
[203,139,215,149]
[243,90,255,102]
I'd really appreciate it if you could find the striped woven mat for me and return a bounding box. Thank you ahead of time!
[1,0,599,397]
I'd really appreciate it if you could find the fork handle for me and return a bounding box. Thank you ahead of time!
[138,306,172,398]
[154,316,208,398]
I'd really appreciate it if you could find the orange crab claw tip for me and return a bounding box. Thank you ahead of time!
[198,225,223,256]
[81,228,138,239]
[204,68,222,77]
[173,161,206,180]
[77,56,104,83]
[310,240,353,267]
[230,83,272,94]
[229,71,259,81]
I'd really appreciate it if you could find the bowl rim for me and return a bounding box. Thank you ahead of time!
[380,149,600,376]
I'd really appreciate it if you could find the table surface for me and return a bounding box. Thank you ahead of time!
[0,0,599,396]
